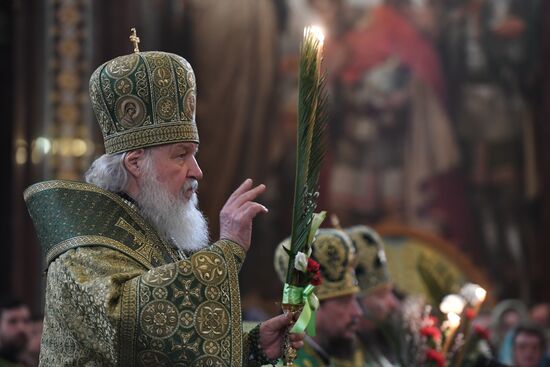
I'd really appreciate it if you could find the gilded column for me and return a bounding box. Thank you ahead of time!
[38,0,94,180]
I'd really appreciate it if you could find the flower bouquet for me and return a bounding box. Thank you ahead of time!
[379,283,490,367]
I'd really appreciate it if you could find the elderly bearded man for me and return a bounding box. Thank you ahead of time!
[24,45,303,366]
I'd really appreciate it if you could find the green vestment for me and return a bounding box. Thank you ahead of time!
[358,332,398,367]
[25,180,254,366]
[362,344,396,367]
[293,339,365,367]
[294,341,327,367]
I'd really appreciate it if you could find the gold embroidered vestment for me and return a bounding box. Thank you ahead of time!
[25,180,252,366]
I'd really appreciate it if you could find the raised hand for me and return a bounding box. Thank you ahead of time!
[219,178,268,251]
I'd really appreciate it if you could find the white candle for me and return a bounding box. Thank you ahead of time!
[442,312,462,354]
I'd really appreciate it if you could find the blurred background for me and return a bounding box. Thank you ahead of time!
[0,0,548,329]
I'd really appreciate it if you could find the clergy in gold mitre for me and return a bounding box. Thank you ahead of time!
[274,228,364,367]
[346,225,400,367]
[24,29,304,366]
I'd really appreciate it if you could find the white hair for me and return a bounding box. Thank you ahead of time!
[85,153,129,192]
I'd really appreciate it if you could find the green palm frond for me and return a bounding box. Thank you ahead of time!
[417,260,450,307]
[286,27,328,284]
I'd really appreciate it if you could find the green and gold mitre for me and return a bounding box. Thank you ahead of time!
[89,35,198,154]
[274,228,360,300]
[346,225,391,294]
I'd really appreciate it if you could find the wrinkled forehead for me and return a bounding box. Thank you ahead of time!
[168,142,199,152]
[146,141,199,155]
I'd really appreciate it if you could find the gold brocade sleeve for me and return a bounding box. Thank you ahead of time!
[40,240,247,366]
[120,240,246,366]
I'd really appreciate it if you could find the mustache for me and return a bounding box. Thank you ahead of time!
[183,179,199,193]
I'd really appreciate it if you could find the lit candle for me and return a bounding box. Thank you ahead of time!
[447,312,461,329]
[452,285,487,367]
[474,287,487,305]
[308,25,325,45]
[304,25,325,77]
[460,283,486,307]
[442,312,461,354]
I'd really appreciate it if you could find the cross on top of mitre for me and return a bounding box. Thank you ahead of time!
[129,27,140,53]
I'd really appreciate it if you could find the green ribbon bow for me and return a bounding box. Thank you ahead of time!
[283,283,319,336]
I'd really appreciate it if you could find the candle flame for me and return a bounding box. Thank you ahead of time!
[447,312,461,328]
[475,287,487,303]
[305,25,325,46]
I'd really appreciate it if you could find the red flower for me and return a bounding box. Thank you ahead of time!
[464,308,476,320]
[311,273,322,286]
[307,258,320,273]
[474,325,490,340]
[420,326,442,342]
[426,349,445,367]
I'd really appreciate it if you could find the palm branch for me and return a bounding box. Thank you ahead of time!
[286,27,328,285]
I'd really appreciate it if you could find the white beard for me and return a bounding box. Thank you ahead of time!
[136,165,210,254]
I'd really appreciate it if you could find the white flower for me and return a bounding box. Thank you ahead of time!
[460,283,487,306]
[439,294,466,315]
[294,252,308,272]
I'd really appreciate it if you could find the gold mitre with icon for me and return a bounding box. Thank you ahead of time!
[89,28,198,154]
[346,225,392,295]
[274,228,360,301]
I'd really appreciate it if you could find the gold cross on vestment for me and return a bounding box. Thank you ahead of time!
[129,27,140,53]
[115,217,154,259]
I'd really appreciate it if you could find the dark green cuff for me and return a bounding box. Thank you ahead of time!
[246,323,278,367]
